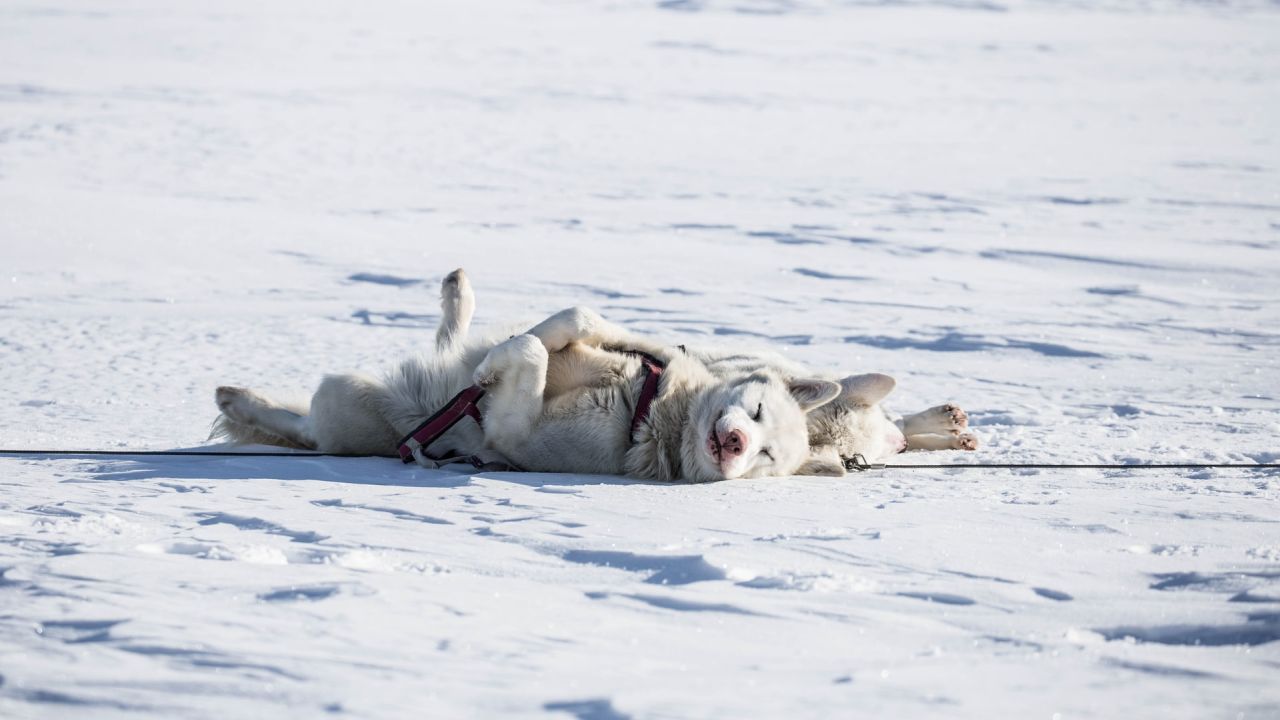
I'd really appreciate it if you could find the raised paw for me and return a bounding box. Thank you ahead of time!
[527,306,608,352]
[473,334,546,388]
[472,362,499,389]
[436,267,476,354]
[441,268,472,305]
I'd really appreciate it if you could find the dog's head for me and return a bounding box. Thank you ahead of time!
[797,373,906,477]
[686,371,842,481]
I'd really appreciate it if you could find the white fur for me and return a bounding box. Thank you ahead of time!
[471,308,840,482]
[212,268,976,479]
[213,269,501,467]
[691,349,980,475]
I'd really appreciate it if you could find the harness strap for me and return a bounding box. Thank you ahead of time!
[629,351,666,435]
[398,350,666,465]
[396,385,486,464]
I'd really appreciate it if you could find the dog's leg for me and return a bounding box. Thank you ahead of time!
[797,446,847,477]
[905,432,979,451]
[473,334,550,459]
[475,336,632,475]
[899,403,968,437]
[435,268,475,356]
[524,306,632,353]
[215,386,316,449]
[308,373,399,455]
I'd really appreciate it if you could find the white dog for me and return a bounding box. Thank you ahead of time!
[213,269,976,479]
[690,349,977,475]
[469,309,840,481]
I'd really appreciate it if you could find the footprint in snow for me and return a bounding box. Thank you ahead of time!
[897,591,976,606]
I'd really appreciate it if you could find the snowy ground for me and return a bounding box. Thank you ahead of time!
[2,0,1279,717]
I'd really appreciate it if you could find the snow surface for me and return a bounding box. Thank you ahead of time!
[2,0,1279,717]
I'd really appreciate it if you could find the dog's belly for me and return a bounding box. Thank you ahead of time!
[522,383,634,474]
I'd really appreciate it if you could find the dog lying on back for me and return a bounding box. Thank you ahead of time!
[468,313,841,481]
[213,268,976,479]
[215,270,841,481]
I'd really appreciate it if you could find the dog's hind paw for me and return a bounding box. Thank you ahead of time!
[940,403,968,429]
[216,386,281,426]
[216,386,245,411]
[441,268,471,303]
[955,432,979,451]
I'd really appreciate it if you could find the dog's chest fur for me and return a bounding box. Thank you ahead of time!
[624,354,716,482]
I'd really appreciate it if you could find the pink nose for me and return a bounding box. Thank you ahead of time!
[718,429,747,458]
[890,429,907,454]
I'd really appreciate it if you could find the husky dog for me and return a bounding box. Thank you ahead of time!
[688,350,978,476]
[471,311,841,482]
[213,270,840,481]
[213,268,976,478]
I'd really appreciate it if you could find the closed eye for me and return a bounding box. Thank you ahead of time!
[760,448,774,462]
[752,403,763,422]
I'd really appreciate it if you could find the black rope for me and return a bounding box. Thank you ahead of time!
[0,449,359,458]
[0,449,1276,470]
[884,463,1276,470]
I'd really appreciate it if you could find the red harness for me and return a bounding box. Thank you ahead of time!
[629,351,666,434]
[395,350,667,467]
[396,385,486,464]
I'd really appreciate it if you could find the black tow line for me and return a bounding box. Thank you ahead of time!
[0,449,1276,471]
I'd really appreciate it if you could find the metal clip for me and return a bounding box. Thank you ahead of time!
[843,453,886,472]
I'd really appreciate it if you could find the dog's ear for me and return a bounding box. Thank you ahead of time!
[839,373,896,406]
[788,378,842,413]
[796,453,845,477]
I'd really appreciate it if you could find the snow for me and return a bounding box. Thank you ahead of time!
[2,0,1279,717]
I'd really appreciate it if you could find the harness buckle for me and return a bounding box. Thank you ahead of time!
[844,453,885,472]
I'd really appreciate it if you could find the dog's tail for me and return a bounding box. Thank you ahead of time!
[209,393,315,450]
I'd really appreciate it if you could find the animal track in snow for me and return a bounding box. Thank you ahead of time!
[37,618,126,644]
[560,550,726,586]
[137,540,292,565]
[258,584,342,602]
[1096,612,1280,647]
[586,591,764,616]
[737,571,877,593]
[544,697,631,720]
[194,512,328,543]
[1126,544,1201,556]
[897,591,977,606]
[311,498,452,525]
[1032,587,1073,601]
[1149,571,1280,594]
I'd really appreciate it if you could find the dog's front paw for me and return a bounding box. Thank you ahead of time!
[954,432,979,451]
[472,340,506,387]
[921,403,968,434]
[474,334,545,388]
[472,360,499,389]
[528,306,607,352]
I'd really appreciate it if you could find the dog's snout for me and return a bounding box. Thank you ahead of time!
[717,429,747,458]
[889,427,907,454]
